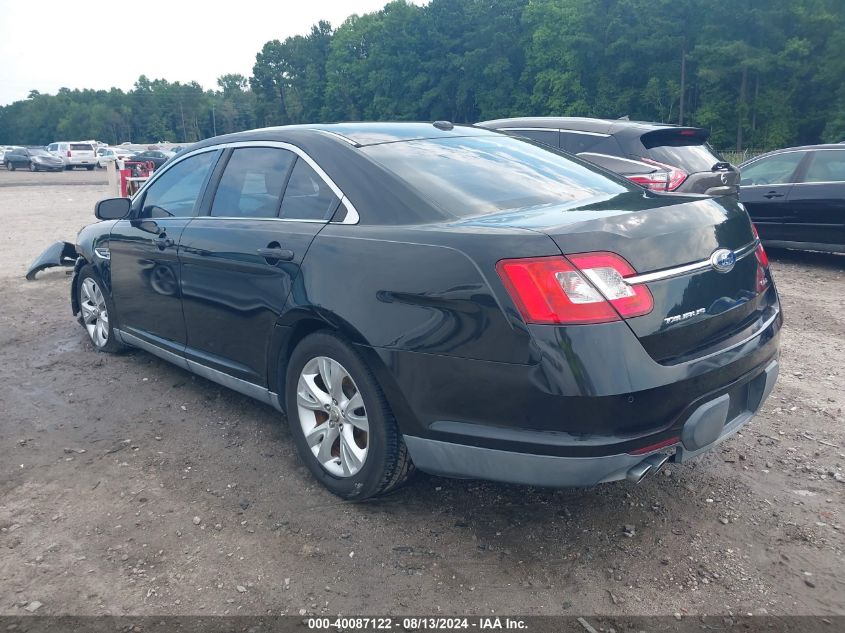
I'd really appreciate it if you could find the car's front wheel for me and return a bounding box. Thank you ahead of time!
[7,162,14,171]
[286,332,413,500]
[77,266,124,353]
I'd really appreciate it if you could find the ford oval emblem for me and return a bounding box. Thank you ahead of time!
[710,248,736,273]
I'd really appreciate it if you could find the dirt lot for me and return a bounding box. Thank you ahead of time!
[0,170,843,617]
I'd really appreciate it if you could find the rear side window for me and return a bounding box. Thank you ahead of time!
[211,147,295,218]
[560,131,610,155]
[740,152,806,186]
[279,160,338,221]
[362,136,631,218]
[509,129,559,148]
[139,151,216,219]
[70,143,93,151]
[801,150,845,183]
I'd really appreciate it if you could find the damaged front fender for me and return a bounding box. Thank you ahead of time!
[25,241,79,281]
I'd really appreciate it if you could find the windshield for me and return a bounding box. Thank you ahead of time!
[29,149,49,156]
[362,136,632,218]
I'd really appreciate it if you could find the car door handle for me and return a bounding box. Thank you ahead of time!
[763,192,785,199]
[155,234,175,250]
[257,247,295,262]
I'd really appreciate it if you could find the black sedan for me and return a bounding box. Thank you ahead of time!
[4,147,64,171]
[740,144,845,253]
[71,123,781,499]
[128,149,175,168]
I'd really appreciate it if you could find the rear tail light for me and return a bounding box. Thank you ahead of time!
[750,224,770,267]
[567,253,654,318]
[496,252,653,325]
[67,150,71,157]
[628,158,688,192]
[627,171,670,192]
[755,242,769,268]
[750,223,770,292]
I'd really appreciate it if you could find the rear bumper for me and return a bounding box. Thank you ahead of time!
[404,358,778,487]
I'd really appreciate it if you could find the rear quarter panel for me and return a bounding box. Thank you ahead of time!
[290,224,560,364]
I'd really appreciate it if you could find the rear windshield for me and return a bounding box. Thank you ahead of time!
[644,142,723,173]
[362,136,632,218]
[70,143,93,151]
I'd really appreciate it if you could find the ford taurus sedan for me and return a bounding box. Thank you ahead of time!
[71,122,781,499]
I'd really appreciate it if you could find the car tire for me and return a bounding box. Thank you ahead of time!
[86,165,95,171]
[65,165,73,171]
[77,265,125,354]
[285,331,414,500]
[29,162,37,172]
[7,162,14,171]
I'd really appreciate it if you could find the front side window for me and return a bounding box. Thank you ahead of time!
[362,135,632,218]
[740,152,806,186]
[211,147,295,218]
[279,159,338,220]
[801,150,845,183]
[138,151,216,218]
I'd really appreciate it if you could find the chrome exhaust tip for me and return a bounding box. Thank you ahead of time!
[626,461,653,484]
[643,452,671,474]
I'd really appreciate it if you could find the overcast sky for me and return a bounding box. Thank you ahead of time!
[0,0,426,106]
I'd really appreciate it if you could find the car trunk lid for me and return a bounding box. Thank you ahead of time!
[461,191,776,362]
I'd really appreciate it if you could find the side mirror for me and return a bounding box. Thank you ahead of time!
[95,197,131,220]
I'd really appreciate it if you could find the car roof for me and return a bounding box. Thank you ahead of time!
[739,143,845,167]
[476,116,696,135]
[190,122,497,151]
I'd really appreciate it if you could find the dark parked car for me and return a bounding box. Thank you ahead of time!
[128,149,175,168]
[739,144,845,253]
[4,147,65,172]
[71,122,780,499]
[477,117,740,197]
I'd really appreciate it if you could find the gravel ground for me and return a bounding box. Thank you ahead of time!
[0,170,843,617]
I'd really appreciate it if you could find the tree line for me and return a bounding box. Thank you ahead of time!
[1,0,843,151]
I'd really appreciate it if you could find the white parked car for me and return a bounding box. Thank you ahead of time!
[47,141,97,170]
[95,147,134,168]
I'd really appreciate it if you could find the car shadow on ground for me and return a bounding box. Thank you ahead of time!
[766,247,844,270]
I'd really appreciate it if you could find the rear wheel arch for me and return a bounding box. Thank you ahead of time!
[283,329,415,498]
[270,313,419,435]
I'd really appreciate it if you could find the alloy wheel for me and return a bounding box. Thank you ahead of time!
[79,278,110,348]
[296,356,369,477]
